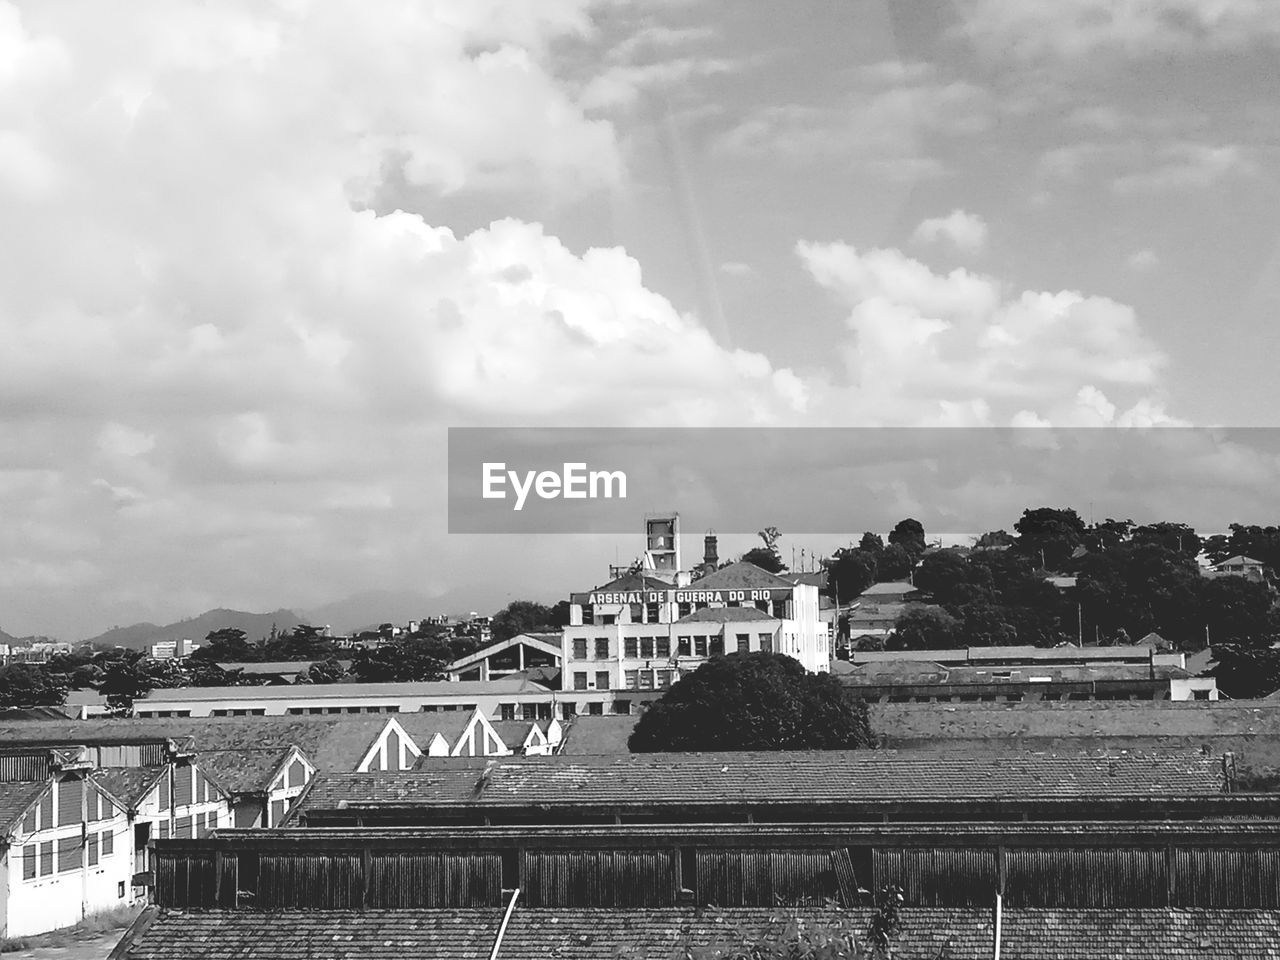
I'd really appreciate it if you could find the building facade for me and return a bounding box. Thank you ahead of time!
[561,561,830,699]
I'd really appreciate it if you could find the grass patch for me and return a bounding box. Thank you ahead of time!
[0,903,143,953]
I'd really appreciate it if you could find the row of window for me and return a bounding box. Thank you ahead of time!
[21,779,116,835]
[571,633,776,660]
[22,829,115,880]
[156,810,220,840]
[496,700,635,720]
[579,599,778,625]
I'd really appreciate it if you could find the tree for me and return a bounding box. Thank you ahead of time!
[1211,645,1280,700]
[351,638,447,683]
[1202,577,1277,648]
[191,627,255,664]
[629,653,872,753]
[913,549,984,606]
[826,549,876,606]
[887,518,926,560]
[858,532,885,554]
[300,657,349,684]
[875,543,914,581]
[1132,522,1201,557]
[973,529,1016,549]
[741,547,786,574]
[889,606,961,651]
[98,652,186,717]
[1013,507,1087,570]
[0,663,69,708]
[490,600,556,643]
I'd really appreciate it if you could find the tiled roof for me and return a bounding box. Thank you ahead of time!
[95,766,166,809]
[585,571,674,594]
[691,561,796,591]
[871,700,1280,743]
[844,662,1191,685]
[860,581,918,596]
[296,751,1225,813]
[114,907,1280,960]
[489,720,537,749]
[0,780,48,834]
[392,713,475,753]
[196,748,296,794]
[673,606,776,624]
[139,677,549,702]
[556,716,640,755]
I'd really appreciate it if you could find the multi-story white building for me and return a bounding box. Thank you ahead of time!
[561,560,830,700]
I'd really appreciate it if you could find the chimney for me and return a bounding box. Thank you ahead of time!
[704,532,719,568]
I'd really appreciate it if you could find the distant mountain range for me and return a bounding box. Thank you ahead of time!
[71,587,517,649]
[84,608,304,650]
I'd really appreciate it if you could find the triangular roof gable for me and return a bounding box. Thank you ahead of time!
[450,709,511,758]
[523,723,550,750]
[447,633,564,673]
[0,779,53,839]
[266,745,316,794]
[355,718,423,773]
[1217,555,1264,567]
[692,561,795,592]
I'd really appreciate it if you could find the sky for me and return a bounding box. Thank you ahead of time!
[2,0,1280,638]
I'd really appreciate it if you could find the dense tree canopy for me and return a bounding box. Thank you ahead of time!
[490,600,558,643]
[628,652,872,752]
[826,548,876,606]
[888,518,927,559]
[740,546,786,574]
[0,663,69,708]
[1013,507,1087,570]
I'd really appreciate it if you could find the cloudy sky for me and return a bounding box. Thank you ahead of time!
[3,1,1280,637]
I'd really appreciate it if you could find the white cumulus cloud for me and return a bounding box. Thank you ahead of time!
[911,209,989,254]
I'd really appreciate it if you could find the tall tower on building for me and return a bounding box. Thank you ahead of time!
[644,513,681,575]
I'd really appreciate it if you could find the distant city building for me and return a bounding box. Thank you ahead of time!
[148,638,201,660]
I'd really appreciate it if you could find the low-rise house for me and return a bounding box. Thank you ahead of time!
[845,643,1187,670]
[1203,555,1268,583]
[1,747,134,938]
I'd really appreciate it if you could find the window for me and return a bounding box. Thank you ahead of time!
[561,701,577,717]
[736,634,750,653]
[573,673,588,690]
[500,703,516,721]
[646,602,660,623]
[709,636,724,656]
[613,700,632,715]
[656,637,670,658]
[88,786,99,821]
[638,670,655,690]
[678,636,691,656]
[537,702,553,720]
[57,836,79,872]
[624,637,638,658]
[159,822,170,840]
[594,638,609,660]
[573,638,588,659]
[522,703,538,720]
[601,614,616,625]
[587,701,604,715]
[759,634,773,653]
[625,670,640,690]
[22,806,35,833]
[39,840,53,876]
[174,768,192,807]
[118,881,126,898]
[175,816,193,839]
[102,829,114,856]
[629,603,643,623]
[694,636,708,657]
[595,671,610,691]
[87,833,99,866]
[677,602,691,618]
[158,776,170,811]
[755,599,770,613]
[23,845,35,880]
[57,777,82,826]
[1193,689,1211,701]
[582,608,594,625]
[640,637,655,658]
[657,670,673,689]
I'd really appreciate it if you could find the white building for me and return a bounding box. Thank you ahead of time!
[561,560,830,701]
[1,748,136,938]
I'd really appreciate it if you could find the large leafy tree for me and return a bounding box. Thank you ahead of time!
[351,637,448,683]
[889,606,961,651]
[99,652,186,717]
[1014,507,1087,570]
[490,600,557,643]
[0,663,69,708]
[887,518,927,560]
[1211,646,1280,700]
[875,543,915,581]
[826,548,877,605]
[628,652,872,752]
